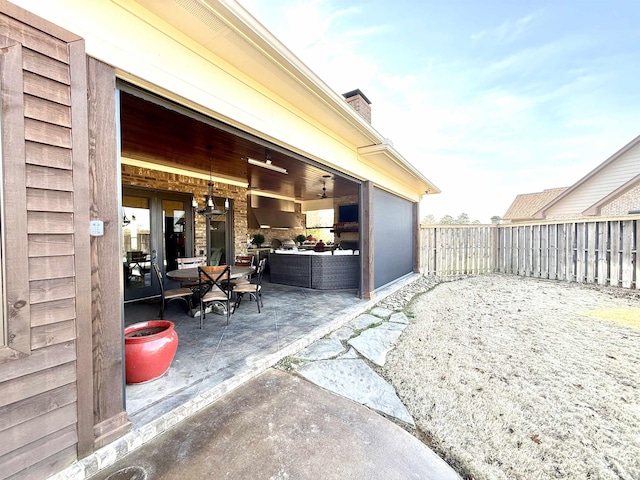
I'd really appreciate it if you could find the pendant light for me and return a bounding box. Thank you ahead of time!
[195,145,229,217]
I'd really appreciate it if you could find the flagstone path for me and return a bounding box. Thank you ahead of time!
[286,306,415,426]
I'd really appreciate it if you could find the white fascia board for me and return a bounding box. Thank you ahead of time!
[358,142,441,195]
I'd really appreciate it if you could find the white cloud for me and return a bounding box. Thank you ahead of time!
[471,13,537,45]
[239,0,640,223]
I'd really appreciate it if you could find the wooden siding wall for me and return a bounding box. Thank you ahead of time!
[421,218,640,289]
[88,60,129,451]
[0,7,88,480]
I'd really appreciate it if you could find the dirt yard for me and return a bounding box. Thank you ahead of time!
[383,274,640,480]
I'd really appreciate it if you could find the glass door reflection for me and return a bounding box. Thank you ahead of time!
[122,188,194,302]
[122,195,153,300]
[163,199,187,271]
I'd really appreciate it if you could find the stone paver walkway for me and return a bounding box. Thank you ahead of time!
[287,306,415,425]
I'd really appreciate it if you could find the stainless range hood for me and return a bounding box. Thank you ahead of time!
[248,195,302,229]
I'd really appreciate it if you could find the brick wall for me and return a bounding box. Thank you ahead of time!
[121,164,248,255]
[246,203,307,248]
[600,183,640,216]
[122,164,310,255]
[345,94,371,124]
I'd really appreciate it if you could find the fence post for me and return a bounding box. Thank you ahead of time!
[610,221,620,287]
[597,222,608,285]
[548,224,557,280]
[557,223,566,279]
[576,222,586,283]
[586,223,597,283]
[635,220,640,290]
[622,220,634,288]
[565,223,574,282]
[540,224,549,279]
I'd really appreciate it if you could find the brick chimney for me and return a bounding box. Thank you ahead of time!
[343,89,372,124]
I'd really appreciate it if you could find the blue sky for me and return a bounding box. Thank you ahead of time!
[237,0,640,223]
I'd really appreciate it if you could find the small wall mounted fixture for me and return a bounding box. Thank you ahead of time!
[246,148,288,174]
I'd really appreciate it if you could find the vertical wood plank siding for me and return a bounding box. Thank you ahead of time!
[87,57,129,450]
[0,8,86,479]
[421,217,640,289]
[421,225,496,275]
[361,181,374,298]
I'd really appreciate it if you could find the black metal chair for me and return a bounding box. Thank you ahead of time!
[232,258,266,313]
[152,263,193,319]
[198,265,231,327]
[229,254,255,287]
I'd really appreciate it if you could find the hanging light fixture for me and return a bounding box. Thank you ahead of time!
[195,145,229,217]
[122,208,131,227]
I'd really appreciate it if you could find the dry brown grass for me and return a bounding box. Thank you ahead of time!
[385,274,640,480]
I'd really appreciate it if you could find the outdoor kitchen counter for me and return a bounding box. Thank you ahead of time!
[269,251,359,290]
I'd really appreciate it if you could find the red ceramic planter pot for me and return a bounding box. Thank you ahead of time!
[124,320,179,384]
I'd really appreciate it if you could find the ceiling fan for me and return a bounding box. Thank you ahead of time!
[318,181,327,199]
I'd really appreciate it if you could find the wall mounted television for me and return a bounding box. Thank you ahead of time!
[338,204,359,223]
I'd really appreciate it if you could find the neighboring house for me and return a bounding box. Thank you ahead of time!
[502,135,640,223]
[502,187,568,223]
[0,1,439,479]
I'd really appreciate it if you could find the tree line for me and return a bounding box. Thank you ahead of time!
[421,213,481,225]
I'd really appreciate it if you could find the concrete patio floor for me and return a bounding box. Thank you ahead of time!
[123,276,370,428]
[51,273,427,479]
[88,369,461,480]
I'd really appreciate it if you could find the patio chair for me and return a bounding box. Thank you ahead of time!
[176,256,206,290]
[229,255,255,287]
[152,262,193,319]
[177,256,206,269]
[127,250,150,286]
[232,258,266,313]
[198,265,231,327]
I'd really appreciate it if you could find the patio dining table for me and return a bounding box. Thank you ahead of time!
[166,265,255,318]
[166,265,254,283]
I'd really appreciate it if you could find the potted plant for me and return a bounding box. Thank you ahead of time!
[252,233,265,248]
[124,320,179,384]
[295,234,307,246]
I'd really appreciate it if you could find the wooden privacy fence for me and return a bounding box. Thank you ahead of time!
[421,225,497,276]
[421,218,640,289]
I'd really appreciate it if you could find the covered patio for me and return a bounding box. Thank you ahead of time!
[124,276,368,429]
[117,85,372,430]
[0,3,440,477]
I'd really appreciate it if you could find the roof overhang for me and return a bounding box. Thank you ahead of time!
[21,0,439,200]
[130,0,382,148]
[358,141,440,196]
[128,0,438,198]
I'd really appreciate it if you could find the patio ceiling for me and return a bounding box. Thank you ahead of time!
[120,91,360,201]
